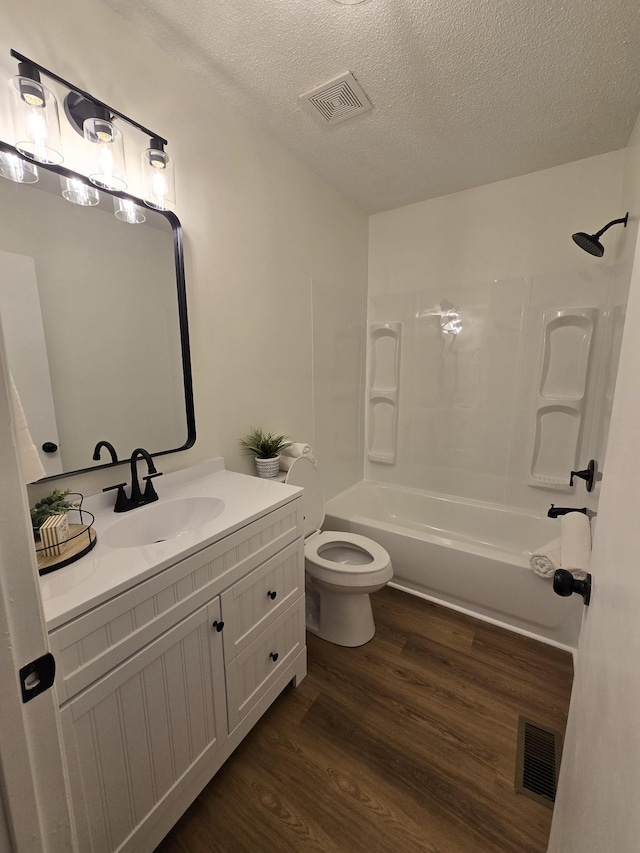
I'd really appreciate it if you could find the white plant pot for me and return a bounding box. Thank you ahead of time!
[255,456,280,479]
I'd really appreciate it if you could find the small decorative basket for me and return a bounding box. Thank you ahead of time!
[35,494,97,575]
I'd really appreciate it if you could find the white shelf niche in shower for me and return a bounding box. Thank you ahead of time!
[368,322,402,464]
[539,308,596,399]
[529,307,597,490]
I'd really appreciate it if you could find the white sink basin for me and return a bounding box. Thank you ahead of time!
[102,496,225,548]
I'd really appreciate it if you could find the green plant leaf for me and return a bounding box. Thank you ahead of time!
[239,427,292,459]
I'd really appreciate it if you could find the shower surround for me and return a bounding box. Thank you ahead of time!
[364,269,621,514]
[312,151,632,649]
[352,269,624,648]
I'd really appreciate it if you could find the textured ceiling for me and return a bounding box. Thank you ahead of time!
[102,0,640,213]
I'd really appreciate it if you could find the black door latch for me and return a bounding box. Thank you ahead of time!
[19,652,56,703]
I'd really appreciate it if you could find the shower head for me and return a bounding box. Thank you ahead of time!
[572,231,606,257]
[572,213,629,257]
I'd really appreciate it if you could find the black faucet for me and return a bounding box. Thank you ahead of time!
[129,448,161,507]
[547,505,588,519]
[103,447,163,512]
[92,440,119,464]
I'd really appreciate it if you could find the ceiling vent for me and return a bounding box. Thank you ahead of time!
[300,72,372,126]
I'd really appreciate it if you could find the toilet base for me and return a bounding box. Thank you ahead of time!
[314,587,376,647]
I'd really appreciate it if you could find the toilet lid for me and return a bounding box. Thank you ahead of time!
[284,457,324,537]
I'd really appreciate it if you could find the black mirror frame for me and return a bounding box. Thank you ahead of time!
[0,139,196,481]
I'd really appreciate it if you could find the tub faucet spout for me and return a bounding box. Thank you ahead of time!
[547,505,587,519]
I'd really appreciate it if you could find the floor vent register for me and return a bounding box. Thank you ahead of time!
[515,717,563,808]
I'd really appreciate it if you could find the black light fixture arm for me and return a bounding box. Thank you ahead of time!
[594,213,629,239]
[10,49,167,146]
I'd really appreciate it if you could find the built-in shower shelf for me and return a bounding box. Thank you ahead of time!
[529,308,597,491]
[539,309,595,400]
[368,322,402,465]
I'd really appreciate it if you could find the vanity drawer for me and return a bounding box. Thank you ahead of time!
[225,596,305,732]
[220,538,304,662]
[50,500,302,703]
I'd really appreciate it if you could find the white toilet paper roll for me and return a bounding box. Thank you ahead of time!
[560,512,591,576]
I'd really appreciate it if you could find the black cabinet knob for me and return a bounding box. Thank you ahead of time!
[211,620,225,632]
[267,590,277,600]
[42,442,58,453]
[269,652,279,662]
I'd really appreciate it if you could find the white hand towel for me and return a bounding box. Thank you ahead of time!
[560,511,591,582]
[530,538,562,578]
[279,453,317,472]
[280,442,313,459]
[9,374,46,483]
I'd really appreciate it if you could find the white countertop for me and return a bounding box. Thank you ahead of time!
[40,458,301,630]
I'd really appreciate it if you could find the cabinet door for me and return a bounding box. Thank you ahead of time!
[61,598,227,853]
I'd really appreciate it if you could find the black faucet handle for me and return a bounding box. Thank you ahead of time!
[103,482,130,513]
[569,459,598,492]
[143,472,162,503]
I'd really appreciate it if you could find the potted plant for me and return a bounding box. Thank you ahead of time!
[240,427,292,479]
[30,488,78,542]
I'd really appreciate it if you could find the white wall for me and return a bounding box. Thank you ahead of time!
[367,151,632,514]
[0,0,368,498]
[548,110,640,852]
[312,281,365,499]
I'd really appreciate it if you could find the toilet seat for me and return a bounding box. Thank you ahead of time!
[305,531,393,588]
[305,530,390,573]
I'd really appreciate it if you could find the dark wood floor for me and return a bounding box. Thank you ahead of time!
[155,587,573,853]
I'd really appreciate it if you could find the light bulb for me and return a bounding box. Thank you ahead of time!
[114,197,146,224]
[143,140,176,211]
[0,150,39,183]
[61,177,100,206]
[84,118,127,191]
[10,75,63,164]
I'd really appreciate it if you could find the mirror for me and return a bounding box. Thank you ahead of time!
[0,141,195,480]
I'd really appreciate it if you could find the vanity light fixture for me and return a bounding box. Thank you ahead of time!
[0,149,39,183]
[142,137,176,211]
[114,196,146,224]
[8,50,176,211]
[8,60,63,164]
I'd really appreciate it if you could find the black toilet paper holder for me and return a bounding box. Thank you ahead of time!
[553,569,592,606]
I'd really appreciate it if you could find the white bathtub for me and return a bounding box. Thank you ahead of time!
[325,482,583,651]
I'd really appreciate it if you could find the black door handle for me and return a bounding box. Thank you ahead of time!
[553,569,592,605]
[267,590,277,600]
[269,652,279,662]
[42,442,58,453]
[211,620,225,632]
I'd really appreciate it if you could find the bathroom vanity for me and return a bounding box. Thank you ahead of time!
[39,459,307,853]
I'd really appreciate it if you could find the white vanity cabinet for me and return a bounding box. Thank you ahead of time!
[47,495,307,853]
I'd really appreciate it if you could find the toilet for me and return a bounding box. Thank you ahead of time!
[285,457,393,647]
